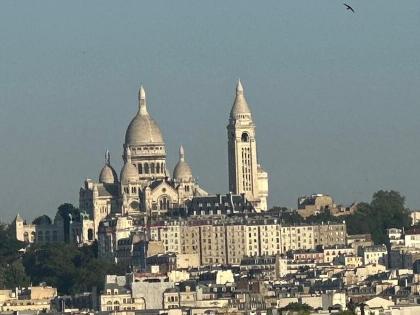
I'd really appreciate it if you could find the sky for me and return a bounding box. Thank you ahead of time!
[1,1,420,222]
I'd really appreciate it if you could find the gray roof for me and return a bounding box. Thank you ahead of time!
[97,184,118,197]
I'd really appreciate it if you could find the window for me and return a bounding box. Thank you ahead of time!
[138,164,143,174]
[151,163,155,173]
[159,197,170,210]
[144,163,149,174]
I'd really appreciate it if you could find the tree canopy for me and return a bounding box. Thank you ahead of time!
[345,190,410,244]
[281,302,313,315]
[0,224,29,289]
[22,242,126,294]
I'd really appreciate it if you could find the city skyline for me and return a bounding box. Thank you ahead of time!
[1,1,420,220]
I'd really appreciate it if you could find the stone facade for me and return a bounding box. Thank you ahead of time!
[149,217,346,266]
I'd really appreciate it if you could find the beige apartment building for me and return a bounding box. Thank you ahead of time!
[150,218,346,266]
[280,225,315,252]
[313,222,347,247]
[226,224,247,264]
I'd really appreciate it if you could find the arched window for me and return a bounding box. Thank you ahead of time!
[156,163,160,173]
[138,164,143,174]
[24,232,29,242]
[151,163,155,174]
[52,231,58,241]
[88,229,94,241]
[144,163,149,174]
[159,197,170,210]
[31,232,35,242]
[45,231,51,242]
[241,132,249,142]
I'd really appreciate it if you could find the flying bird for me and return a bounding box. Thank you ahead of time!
[344,3,355,13]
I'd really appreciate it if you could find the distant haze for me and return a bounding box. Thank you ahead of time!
[1,1,420,221]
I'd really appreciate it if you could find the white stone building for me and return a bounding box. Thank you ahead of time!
[227,80,268,212]
[79,86,209,237]
[80,82,270,237]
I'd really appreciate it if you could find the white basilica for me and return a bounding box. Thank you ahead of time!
[78,81,268,237]
[14,80,269,244]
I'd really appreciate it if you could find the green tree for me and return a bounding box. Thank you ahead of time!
[23,242,126,294]
[281,302,313,315]
[2,260,30,288]
[57,203,81,243]
[0,224,29,289]
[0,224,25,263]
[346,190,410,244]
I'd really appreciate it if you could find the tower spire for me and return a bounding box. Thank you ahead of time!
[236,79,244,95]
[138,85,148,115]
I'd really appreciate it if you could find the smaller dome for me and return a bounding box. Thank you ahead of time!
[99,165,118,184]
[120,147,138,183]
[173,146,193,182]
[99,150,118,184]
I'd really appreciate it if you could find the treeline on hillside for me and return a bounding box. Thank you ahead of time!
[0,222,126,294]
[22,242,126,294]
[0,225,29,289]
[272,190,412,245]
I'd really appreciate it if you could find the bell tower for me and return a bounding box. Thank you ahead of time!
[227,80,268,211]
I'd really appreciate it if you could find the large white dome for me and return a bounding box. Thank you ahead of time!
[124,86,165,146]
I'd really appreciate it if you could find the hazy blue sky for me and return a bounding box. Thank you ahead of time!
[1,1,420,221]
